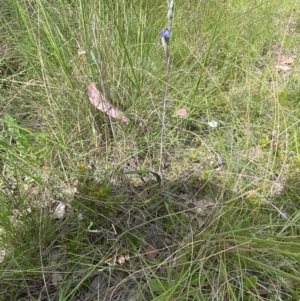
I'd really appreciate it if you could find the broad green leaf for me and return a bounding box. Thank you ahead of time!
[244,275,258,289]
[148,278,170,293]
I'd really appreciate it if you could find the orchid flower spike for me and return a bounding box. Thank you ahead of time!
[161,28,171,40]
[160,28,171,54]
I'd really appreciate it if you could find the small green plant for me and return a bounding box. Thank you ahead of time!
[0,113,51,185]
[2,113,48,162]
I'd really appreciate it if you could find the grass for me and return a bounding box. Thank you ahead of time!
[1,0,300,300]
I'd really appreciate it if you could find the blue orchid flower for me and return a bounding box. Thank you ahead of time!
[160,28,171,39]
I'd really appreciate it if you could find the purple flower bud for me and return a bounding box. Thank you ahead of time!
[160,28,171,39]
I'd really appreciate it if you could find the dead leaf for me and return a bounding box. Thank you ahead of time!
[175,108,188,118]
[0,228,5,263]
[275,54,294,72]
[78,50,86,56]
[278,54,294,66]
[117,256,126,265]
[86,83,129,123]
[282,277,298,288]
[146,244,158,259]
[208,120,218,128]
[0,249,5,264]
[52,202,70,220]
[275,64,292,71]
[90,274,101,291]
[52,271,63,287]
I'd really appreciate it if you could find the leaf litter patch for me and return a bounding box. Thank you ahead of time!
[36,172,219,300]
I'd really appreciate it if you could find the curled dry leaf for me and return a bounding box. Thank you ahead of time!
[175,108,188,118]
[86,83,129,123]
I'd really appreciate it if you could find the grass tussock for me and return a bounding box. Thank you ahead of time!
[1,0,300,300]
